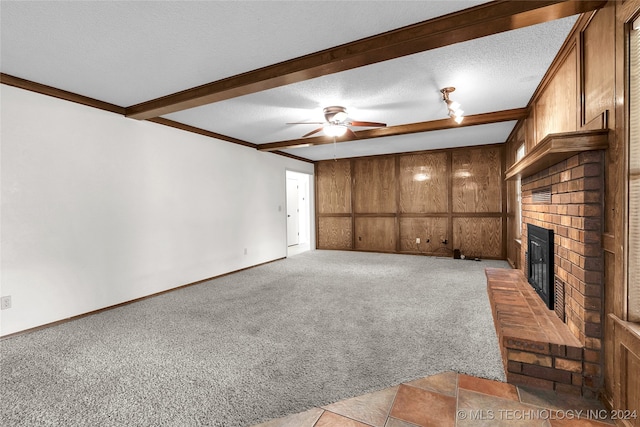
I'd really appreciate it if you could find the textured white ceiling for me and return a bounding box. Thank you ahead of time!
[1,0,486,106]
[0,1,579,161]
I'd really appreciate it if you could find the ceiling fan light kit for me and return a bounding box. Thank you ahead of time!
[440,87,464,124]
[324,124,348,137]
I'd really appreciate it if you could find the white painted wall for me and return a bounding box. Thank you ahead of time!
[0,85,314,336]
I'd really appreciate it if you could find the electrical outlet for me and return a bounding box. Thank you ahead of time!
[416,238,420,244]
[1,296,11,310]
[244,248,248,255]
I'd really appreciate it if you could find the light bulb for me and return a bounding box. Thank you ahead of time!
[324,124,348,137]
[454,115,464,124]
[332,111,348,122]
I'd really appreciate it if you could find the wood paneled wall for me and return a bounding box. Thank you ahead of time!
[316,160,351,214]
[452,149,502,213]
[316,144,506,259]
[399,152,448,213]
[317,217,352,250]
[353,157,396,213]
[316,160,352,250]
[533,46,578,143]
[505,120,527,268]
[504,0,640,414]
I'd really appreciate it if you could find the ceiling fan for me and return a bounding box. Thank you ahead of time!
[287,106,386,139]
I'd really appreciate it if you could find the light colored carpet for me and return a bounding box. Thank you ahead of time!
[1,250,508,426]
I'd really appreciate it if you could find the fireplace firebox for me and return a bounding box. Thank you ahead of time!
[527,224,554,310]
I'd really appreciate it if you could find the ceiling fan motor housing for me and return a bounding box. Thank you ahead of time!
[323,106,348,123]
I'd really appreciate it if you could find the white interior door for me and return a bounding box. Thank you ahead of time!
[286,177,299,246]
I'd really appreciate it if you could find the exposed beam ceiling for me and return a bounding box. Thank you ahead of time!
[1,1,607,161]
[125,0,605,121]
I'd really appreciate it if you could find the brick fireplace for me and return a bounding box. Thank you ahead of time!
[521,150,604,351]
[487,130,607,398]
[521,149,604,395]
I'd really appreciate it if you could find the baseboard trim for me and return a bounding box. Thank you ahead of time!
[0,257,285,340]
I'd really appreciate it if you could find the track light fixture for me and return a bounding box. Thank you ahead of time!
[440,87,464,124]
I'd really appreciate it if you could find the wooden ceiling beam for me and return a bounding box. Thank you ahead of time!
[148,117,257,148]
[125,0,605,120]
[257,108,529,152]
[1,73,125,115]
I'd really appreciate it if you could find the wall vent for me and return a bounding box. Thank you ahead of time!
[554,276,566,321]
[532,187,552,203]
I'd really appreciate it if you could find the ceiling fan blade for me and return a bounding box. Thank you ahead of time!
[286,121,325,125]
[348,120,387,127]
[302,127,324,138]
[345,128,358,140]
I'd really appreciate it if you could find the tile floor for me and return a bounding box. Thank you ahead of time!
[252,371,614,427]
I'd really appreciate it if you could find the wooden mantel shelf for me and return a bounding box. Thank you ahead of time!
[505,129,609,180]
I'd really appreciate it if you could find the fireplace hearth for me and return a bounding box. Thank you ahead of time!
[527,224,554,310]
